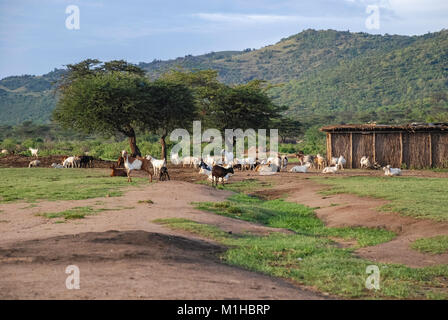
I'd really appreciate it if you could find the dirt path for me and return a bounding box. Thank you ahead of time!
[0,180,323,300]
[243,172,448,268]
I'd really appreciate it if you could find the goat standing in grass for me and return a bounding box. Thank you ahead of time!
[122,150,153,183]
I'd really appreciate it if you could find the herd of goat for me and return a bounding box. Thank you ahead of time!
[21,147,402,185]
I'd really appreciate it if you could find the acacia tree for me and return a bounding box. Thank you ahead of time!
[138,80,196,160]
[54,60,196,158]
[54,70,151,156]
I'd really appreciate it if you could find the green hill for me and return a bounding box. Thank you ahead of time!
[1,29,447,126]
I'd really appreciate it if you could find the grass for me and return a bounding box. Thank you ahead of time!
[0,168,147,203]
[138,199,154,204]
[313,176,448,221]
[155,215,448,299]
[37,206,104,220]
[38,205,135,220]
[194,194,395,247]
[411,236,448,254]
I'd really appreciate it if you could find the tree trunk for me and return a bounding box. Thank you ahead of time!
[128,128,141,157]
[160,135,167,160]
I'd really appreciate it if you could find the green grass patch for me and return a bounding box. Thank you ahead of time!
[411,236,448,254]
[38,206,104,220]
[0,168,147,203]
[37,204,133,220]
[194,194,395,247]
[156,217,448,299]
[313,176,448,221]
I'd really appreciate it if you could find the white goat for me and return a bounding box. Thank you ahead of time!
[51,163,64,168]
[29,147,38,157]
[383,165,402,176]
[63,156,77,168]
[28,160,40,168]
[1,149,9,155]
[146,155,166,176]
[360,156,371,169]
[170,153,181,165]
[322,166,339,174]
[290,162,311,173]
[336,156,346,170]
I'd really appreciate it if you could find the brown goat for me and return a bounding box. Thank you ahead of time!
[110,165,128,177]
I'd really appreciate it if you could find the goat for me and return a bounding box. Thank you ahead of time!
[159,166,170,181]
[256,163,280,174]
[117,156,125,168]
[383,165,402,176]
[146,155,166,177]
[281,156,288,171]
[221,149,234,165]
[322,165,339,174]
[336,156,346,170]
[199,159,212,171]
[80,155,94,168]
[28,160,40,168]
[316,154,326,170]
[29,147,38,157]
[290,162,311,173]
[182,156,200,168]
[110,164,128,177]
[50,163,64,168]
[211,165,234,186]
[63,156,76,168]
[122,150,153,183]
[170,153,181,165]
[360,156,371,169]
[1,149,9,155]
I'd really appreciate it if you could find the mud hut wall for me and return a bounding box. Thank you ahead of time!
[431,133,448,168]
[352,133,374,168]
[373,133,402,168]
[402,132,431,168]
[330,133,352,167]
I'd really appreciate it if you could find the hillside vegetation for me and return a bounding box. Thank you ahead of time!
[1,29,447,127]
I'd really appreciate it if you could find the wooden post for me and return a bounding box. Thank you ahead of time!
[399,132,403,166]
[372,132,376,163]
[350,132,353,169]
[429,132,432,168]
[327,133,332,164]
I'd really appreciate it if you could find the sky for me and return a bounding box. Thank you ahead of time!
[0,0,447,79]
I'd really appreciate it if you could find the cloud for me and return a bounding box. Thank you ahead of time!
[193,13,300,24]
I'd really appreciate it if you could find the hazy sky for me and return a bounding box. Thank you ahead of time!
[0,0,447,78]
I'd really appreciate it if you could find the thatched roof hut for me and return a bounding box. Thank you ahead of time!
[320,123,448,169]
